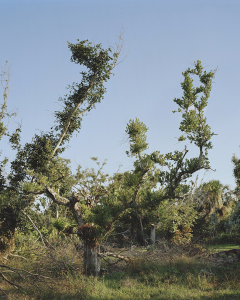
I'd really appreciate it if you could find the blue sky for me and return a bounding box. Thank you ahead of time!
[1,0,240,188]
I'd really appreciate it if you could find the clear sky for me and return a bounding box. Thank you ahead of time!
[1,0,240,188]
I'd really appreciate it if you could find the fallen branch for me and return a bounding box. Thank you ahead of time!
[102,256,122,266]
[9,253,29,262]
[98,252,131,263]
[48,253,80,271]
[0,264,53,297]
[0,265,42,290]
[0,271,23,290]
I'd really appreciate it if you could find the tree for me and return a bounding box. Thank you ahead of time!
[124,61,217,243]
[192,180,235,240]
[0,61,22,255]
[227,154,240,238]
[0,35,123,265]
[232,154,240,196]
[84,60,217,248]
[1,57,216,276]
[193,180,224,217]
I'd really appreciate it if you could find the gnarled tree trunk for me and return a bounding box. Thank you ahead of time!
[83,244,101,276]
[77,223,101,276]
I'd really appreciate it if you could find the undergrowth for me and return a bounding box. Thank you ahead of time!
[1,239,240,299]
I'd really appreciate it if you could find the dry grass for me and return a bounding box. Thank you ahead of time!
[1,239,240,299]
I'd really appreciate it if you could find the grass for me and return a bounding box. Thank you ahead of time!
[1,240,240,299]
[207,244,240,254]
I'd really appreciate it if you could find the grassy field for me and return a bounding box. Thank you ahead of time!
[1,241,240,299]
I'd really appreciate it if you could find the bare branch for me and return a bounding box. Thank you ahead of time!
[22,211,47,248]
[45,185,84,225]
[98,252,131,263]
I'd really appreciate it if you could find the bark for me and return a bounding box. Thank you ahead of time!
[99,252,131,263]
[83,245,101,276]
[45,185,84,225]
[150,224,156,245]
[45,186,105,274]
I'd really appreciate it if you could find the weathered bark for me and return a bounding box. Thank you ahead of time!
[99,252,131,263]
[150,224,156,245]
[45,185,84,225]
[46,186,103,275]
[83,245,101,276]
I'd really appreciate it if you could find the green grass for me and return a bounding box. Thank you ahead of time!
[207,244,240,253]
[34,257,240,300]
[1,242,240,299]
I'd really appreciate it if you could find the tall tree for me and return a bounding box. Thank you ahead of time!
[0,35,123,262]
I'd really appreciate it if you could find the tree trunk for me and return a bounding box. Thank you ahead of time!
[83,244,101,276]
[150,224,156,245]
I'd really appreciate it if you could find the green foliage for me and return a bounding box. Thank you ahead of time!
[0,157,8,191]
[158,197,198,244]
[1,56,218,257]
[192,180,236,240]
[227,201,240,238]
[8,36,120,194]
[81,61,216,245]
[0,190,22,253]
[201,180,224,213]
[0,61,16,141]
[230,143,240,241]
[8,127,21,150]
[173,60,215,153]
[232,154,240,193]
[107,61,216,244]
[75,158,109,204]
[148,61,216,202]
[52,218,70,233]
[53,40,119,149]
[1,38,122,247]
[9,132,62,188]
[125,118,149,157]
[0,61,21,195]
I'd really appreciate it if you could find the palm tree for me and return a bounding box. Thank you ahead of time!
[201,180,224,216]
[192,180,235,236]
